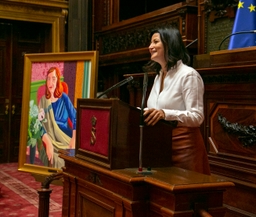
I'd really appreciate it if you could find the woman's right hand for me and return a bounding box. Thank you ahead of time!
[143,108,165,126]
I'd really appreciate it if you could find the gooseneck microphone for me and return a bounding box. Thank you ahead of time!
[97,76,133,99]
[218,30,256,50]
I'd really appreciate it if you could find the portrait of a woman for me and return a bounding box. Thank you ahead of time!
[38,66,77,169]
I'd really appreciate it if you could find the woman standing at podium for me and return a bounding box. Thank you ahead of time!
[143,26,210,175]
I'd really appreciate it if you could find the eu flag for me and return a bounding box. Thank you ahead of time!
[228,0,256,49]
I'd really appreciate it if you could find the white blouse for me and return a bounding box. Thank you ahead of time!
[147,61,204,127]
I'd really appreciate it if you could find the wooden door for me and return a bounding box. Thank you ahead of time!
[0,20,51,163]
[0,22,11,163]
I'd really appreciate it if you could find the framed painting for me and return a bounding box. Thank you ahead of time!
[18,51,99,176]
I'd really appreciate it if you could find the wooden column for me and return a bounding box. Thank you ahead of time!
[38,188,52,217]
[37,172,63,217]
[68,0,92,51]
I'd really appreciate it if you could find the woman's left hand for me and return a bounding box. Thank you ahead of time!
[143,108,165,126]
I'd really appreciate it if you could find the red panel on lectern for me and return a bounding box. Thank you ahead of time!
[76,99,173,170]
[79,108,110,156]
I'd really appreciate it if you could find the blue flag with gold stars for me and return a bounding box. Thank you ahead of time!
[228,0,256,49]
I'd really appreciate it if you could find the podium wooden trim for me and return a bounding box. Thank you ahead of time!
[75,98,176,170]
[60,152,235,217]
[59,98,234,217]
[194,46,256,69]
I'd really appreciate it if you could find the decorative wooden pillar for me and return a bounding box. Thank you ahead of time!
[37,172,63,217]
[38,188,53,217]
[68,0,92,51]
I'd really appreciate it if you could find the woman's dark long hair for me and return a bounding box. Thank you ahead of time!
[143,26,190,73]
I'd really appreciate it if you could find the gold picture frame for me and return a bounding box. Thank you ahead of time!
[18,51,99,177]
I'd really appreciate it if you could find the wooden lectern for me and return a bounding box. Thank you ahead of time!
[59,98,234,217]
[75,98,175,170]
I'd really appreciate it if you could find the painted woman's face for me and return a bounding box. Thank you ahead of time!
[47,70,57,95]
[149,33,165,66]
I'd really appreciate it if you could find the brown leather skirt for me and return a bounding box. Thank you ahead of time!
[172,127,211,175]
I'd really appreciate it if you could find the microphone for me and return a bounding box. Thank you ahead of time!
[218,30,256,50]
[97,76,133,99]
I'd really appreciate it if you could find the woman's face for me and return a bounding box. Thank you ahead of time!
[149,33,165,66]
[47,70,57,95]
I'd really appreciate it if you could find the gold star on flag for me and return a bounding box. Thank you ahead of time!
[238,1,244,9]
[248,4,256,12]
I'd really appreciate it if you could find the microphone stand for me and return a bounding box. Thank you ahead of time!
[218,30,256,50]
[137,71,151,174]
[97,76,133,99]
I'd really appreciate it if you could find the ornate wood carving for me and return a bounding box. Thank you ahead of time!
[95,4,198,65]
[201,72,256,84]
[87,172,102,186]
[100,19,179,55]
[195,48,256,217]
[198,0,237,54]
[204,0,238,18]
[218,114,256,147]
[38,172,63,217]
[103,0,110,26]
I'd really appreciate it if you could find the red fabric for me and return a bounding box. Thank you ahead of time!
[79,108,110,156]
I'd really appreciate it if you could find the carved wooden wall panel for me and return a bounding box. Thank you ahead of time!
[94,3,198,102]
[210,105,256,151]
[95,3,198,66]
[208,102,256,177]
[205,101,256,217]
[197,49,256,217]
[198,0,237,54]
